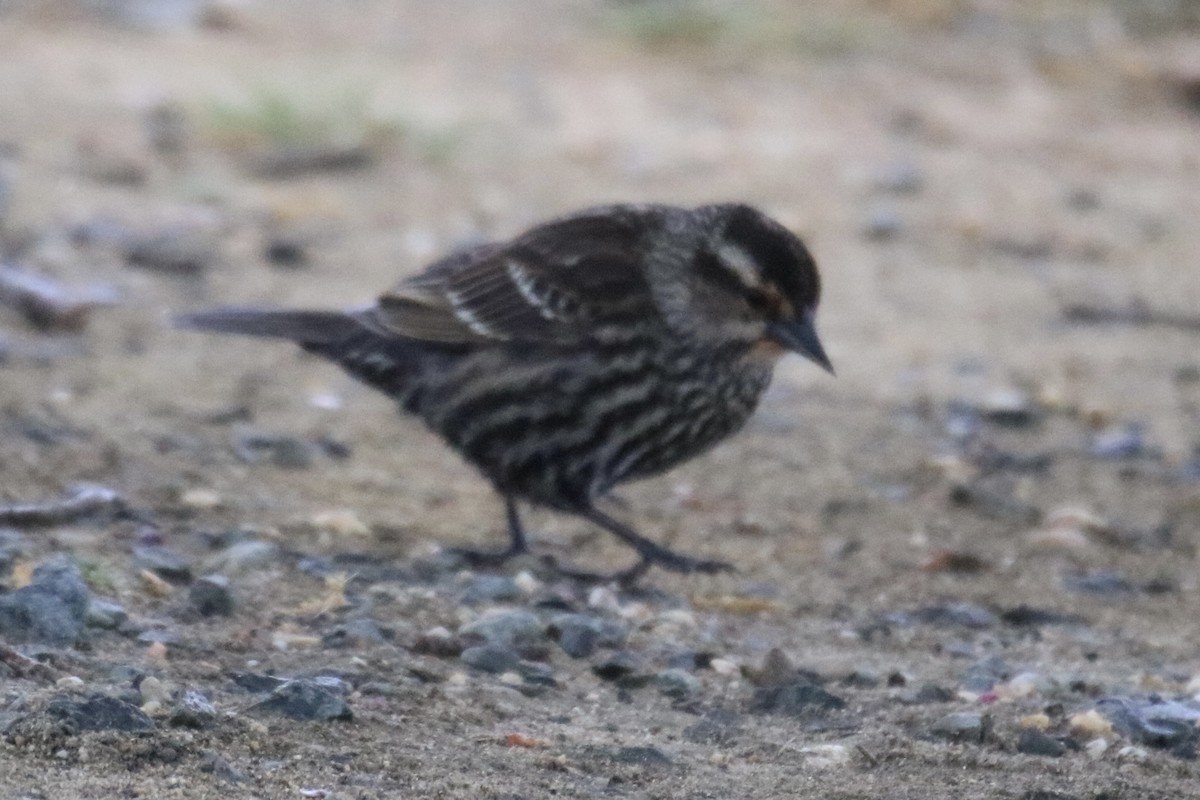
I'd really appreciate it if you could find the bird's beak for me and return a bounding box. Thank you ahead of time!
[767,312,835,375]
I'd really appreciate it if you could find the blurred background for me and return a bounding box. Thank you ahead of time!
[2,1,1198,425]
[0,0,1197,507]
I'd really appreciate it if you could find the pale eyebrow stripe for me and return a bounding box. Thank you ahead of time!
[714,243,762,288]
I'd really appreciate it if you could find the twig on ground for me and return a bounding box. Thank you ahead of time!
[0,484,125,528]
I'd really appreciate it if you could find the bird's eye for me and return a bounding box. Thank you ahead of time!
[744,288,775,315]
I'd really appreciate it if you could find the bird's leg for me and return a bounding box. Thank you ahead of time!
[546,506,734,584]
[445,496,530,566]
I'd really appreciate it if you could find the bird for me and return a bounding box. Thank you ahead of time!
[175,203,833,581]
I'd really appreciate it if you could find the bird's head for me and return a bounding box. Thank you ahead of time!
[654,204,833,374]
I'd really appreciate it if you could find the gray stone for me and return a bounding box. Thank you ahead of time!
[591,651,649,685]
[657,668,702,700]
[1017,729,1067,758]
[462,575,522,605]
[749,680,847,717]
[931,711,988,743]
[46,694,155,733]
[550,613,628,659]
[170,689,217,728]
[133,545,192,582]
[209,540,279,574]
[899,683,955,704]
[252,679,352,721]
[873,160,924,194]
[460,609,543,649]
[86,598,129,629]
[189,574,234,617]
[863,204,903,240]
[0,556,90,645]
[460,644,520,674]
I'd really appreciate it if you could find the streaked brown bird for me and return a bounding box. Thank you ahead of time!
[176,203,833,580]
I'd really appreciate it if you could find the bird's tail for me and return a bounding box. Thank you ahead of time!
[174,306,432,406]
[172,308,360,344]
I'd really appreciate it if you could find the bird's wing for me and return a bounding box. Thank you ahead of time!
[362,207,666,344]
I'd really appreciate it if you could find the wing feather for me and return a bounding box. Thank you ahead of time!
[364,206,669,345]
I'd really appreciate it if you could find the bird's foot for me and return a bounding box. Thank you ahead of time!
[444,543,529,568]
[543,545,734,586]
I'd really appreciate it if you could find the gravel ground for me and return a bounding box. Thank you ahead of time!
[1,2,1199,798]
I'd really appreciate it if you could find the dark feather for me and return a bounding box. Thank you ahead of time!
[172,308,360,344]
[370,207,664,344]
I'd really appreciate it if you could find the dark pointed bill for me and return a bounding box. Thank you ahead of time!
[767,313,834,375]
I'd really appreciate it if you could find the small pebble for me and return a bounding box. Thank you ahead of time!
[1019,713,1051,731]
[139,676,173,705]
[144,641,169,666]
[309,509,371,537]
[1068,709,1114,739]
[85,598,128,630]
[271,627,320,651]
[643,608,697,636]
[997,671,1045,700]
[170,689,217,729]
[980,387,1038,427]
[180,488,222,510]
[208,540,278,574]
[586,586,621,613]
[189,575,234,617]
[124,224,217,276]
[863,204,903,240]
[46,694,155,733]
[841,670,880,688]
[459,609,543,650]
[0,555,90,646]
[931,711,988,743]
[139,569,173,597]
[1025,525,1094,555]
[252,679,352,721]
[710,657,740,677]
[899,683,954,705]
[1089,423,1148,459]
[1016,729,1067,758]
[516,661,557,688]
[1085,737,1109,759]
[745,648,797,688]
[264,237,307,268]
[749,679,846,717]
[1097,696,1200,754]
[233,431,314,468]
[460,644,520,675]
[322,618,388,648]
[657,668,702,700]
[1062,570,1134,596]
[797,743,851,769]
[412,626,463,658]
[960,656,1009,693]
[872,160,923,194]
[512,570,541,595]
[462,575,521,605]
[549,613,628,659]
[133,545,193,583]
[908,602,999,630]
[682,710,742,745]
[592,651,647,683]
[1116,745,1149,762]
[231,672,287,694]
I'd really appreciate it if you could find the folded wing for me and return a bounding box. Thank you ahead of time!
[363,206,666,345]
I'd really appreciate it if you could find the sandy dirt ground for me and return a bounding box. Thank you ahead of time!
[1,1,1199,798]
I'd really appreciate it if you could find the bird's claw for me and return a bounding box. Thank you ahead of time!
[444,544,528,567]
[542,548,734,586]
